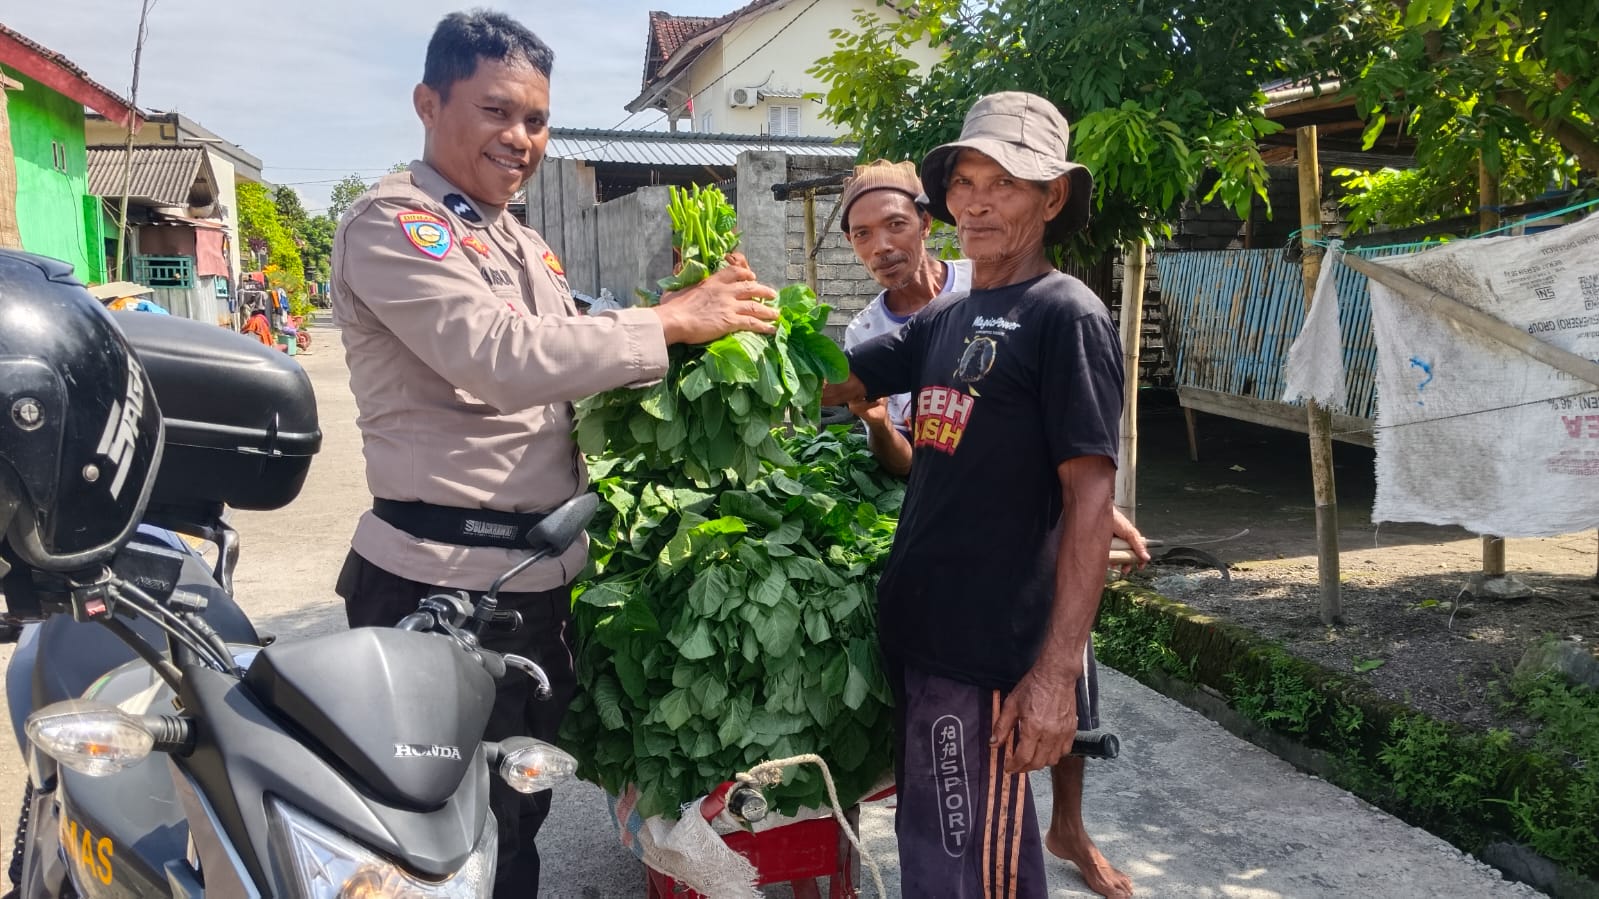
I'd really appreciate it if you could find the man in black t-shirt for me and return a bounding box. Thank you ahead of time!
[824,92,1132,899]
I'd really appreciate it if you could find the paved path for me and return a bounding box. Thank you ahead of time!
[0,320,1539,897]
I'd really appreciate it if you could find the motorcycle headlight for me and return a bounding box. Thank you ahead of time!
[269,800,495,899]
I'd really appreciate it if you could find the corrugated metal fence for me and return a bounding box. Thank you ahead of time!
[1155,244,1432,421]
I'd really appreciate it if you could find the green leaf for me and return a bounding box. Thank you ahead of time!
[755,598,803,657]
[700,391,726,440]
[843,660,870,710]
[771,471,807,496]
[686,566,732,616]
[752,355,784,406]
[594,675,626,730]
[706,335,759,383]
[655,415,688,452]
[792,331,850,382]
[768,518,804,545]
[639,381,676,421]
[803,607,832,643]
[694,671,730,711]
[576,580,630,608]
[821,653,849,695]
[575,411,611,455]
[752,569,787,607]
[658,258,709,293]
[680,365,714,401]
[614,649,648,701]
[1354,657,1387,673]
[717,693,753,748]
[803,677,837,726]
[659,688,694,730]
[675,620,717,660]
[741,416,770,447]
[720,490,784,529]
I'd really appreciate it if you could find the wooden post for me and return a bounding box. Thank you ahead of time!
[1478,158,1507,578]
[1298,125,1343,626]
[803,190,819,293]
[1116,241,1147,524]
[0,75,22,250]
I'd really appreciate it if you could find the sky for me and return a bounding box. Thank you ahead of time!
[5,0,741,212]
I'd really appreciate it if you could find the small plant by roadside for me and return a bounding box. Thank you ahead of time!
[1094,583,1599,885]
[1227,656,1325,735]
[1493,675,1599,874]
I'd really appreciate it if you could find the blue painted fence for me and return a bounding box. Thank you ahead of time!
[1154,245,1432,421]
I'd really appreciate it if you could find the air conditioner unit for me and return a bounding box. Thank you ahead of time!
[729,86,759,108]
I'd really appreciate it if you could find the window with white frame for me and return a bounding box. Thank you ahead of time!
[767,105,800,138]
[699,110,714,133]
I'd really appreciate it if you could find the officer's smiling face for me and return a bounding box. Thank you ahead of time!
[415,55,549,208]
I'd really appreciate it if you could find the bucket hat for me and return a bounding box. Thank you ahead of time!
[921,91,1093,241]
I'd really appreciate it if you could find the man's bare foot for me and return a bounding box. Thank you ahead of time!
[1045,829,1134,899]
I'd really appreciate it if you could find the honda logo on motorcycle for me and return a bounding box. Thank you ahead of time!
[94,356,147,499]
[394,743,462,760]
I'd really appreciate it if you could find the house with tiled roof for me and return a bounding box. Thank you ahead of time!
[0,23,142,283]
[627,0,940,138]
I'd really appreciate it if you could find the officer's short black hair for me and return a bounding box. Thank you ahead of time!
[423,9,554,101]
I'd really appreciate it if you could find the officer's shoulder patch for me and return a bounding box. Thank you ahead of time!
[461,234,490,257]
[396,210,453,259]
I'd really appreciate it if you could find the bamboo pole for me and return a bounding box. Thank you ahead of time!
[803,189,818,293]
[1478,159,1507,578]
[115,0,153,281]
[1298,125,1343,626]
[1115,241,1147,524]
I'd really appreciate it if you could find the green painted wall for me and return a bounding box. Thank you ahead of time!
[2,65,102,283]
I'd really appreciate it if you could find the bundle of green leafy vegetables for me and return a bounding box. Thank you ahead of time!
[574,185,849,488]
[562,185,898,819]
[563,428,901,819]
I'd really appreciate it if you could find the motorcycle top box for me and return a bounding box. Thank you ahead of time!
[113,312,321,513]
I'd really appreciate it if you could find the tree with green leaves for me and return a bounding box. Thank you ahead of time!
[328,173,371,221]
[273,185,309,233]
[237,180,308,314]
[1318,0,1598,233]
[811,0,1337,256]
[300,215,336,283]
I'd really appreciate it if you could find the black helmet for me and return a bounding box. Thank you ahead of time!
[0,250,163,573]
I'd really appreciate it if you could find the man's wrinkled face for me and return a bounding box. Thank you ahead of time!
[415,56,549,207]
[944,150,1066,264]
[846,190,932,292]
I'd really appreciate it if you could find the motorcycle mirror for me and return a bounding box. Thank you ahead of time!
[25,699,155,776]
[494,736,577,794]
[525,493,599,556]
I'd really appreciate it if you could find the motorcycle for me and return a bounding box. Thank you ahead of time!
[2,311,591,899]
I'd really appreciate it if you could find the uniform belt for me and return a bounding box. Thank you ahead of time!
[371,499,546,549]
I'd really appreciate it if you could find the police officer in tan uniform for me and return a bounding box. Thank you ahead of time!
[331,11,777,896]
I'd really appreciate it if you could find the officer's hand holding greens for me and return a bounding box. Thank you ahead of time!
[563,185,897,819]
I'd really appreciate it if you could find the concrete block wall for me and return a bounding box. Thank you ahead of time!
[781,155,874,340]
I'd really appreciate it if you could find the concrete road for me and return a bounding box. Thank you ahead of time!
[0,319,1538,897]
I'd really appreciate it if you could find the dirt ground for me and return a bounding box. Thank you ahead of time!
[1119,389,1599,735]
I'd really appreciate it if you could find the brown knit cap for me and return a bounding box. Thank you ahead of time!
[838,159,927,233]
